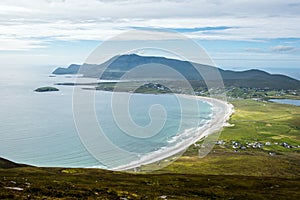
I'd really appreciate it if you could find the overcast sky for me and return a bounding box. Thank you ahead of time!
[0,0,300,71]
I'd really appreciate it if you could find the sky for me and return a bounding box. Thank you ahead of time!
[0,0,300,73]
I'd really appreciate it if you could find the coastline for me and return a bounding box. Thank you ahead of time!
[113,94,234,171]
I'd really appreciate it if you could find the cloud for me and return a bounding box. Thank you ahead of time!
[162,26,235,33]
[0,38,46,51]
[245,45,299,54]
[270,45,297,53]
[0,0,300,50]
[245,48,263,53]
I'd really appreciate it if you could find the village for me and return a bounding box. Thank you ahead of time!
[214,139,300,156]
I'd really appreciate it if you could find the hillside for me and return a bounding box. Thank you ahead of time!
[0,157,27,169]
[53,54,300,90]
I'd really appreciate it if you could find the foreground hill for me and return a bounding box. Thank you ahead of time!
[0,157,28,169]
[53,54,300,90]
[1,165,299,199]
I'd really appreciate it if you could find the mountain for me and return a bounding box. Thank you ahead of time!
[0,157,28,169]
[52,54,300,90]
[220,69,300,90]
[52,64,81,75]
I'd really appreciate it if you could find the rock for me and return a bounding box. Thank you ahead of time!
[5,187,23,191]
[34,86,59,92]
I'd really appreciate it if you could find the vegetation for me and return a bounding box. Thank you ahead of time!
[159,99,300,176]
[225,87,300,100]
[81,79,300,101]
[1,99,300,199]
[219,100,300,151]
[95,82,172,94]
[0,158,28,169]
[1,166,300,200]
[34,86,59,92]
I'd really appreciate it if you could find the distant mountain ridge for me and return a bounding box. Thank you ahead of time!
[53,54,300,90]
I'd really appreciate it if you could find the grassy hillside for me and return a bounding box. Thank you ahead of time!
[0,158,19,169]
[220,100,300,150]
[1,99,300,199]
[0,158,28,169]
[1,167,299,200]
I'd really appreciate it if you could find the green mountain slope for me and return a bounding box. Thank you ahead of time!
[0,157,27,169]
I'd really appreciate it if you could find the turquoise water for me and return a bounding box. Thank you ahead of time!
[269,99,300,106]
[0,65,212,168]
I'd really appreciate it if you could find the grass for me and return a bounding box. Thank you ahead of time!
[1,167,300,199]
[220,99,300,148]
[95,81,172,94]
[1,99,300,199]
[268,94,300,100]
[158,99,300,177]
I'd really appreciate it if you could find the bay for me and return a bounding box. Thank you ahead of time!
[0,65,212,168]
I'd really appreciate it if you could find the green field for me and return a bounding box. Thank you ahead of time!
[1,99,300,199]
[221,99,300,150]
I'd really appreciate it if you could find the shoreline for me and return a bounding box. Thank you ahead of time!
[113,94,234,171]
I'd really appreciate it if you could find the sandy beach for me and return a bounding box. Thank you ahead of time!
[114,95,234,171]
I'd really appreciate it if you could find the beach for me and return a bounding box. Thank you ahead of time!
[113,95,234,171]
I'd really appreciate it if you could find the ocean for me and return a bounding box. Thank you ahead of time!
[0,65,212,169]
[269,99,300,106]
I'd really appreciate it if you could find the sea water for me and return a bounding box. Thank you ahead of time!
[269,99,300,106]
[0,65,212,168]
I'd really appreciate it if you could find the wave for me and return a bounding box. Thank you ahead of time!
[84,99,214,171]
[111,118,212,171]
